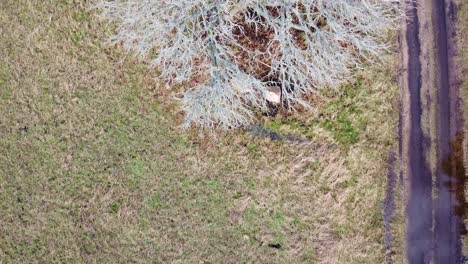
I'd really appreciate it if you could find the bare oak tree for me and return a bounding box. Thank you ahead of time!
[98,0,403,130]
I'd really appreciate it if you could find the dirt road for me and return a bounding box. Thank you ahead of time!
[399,0,466,263]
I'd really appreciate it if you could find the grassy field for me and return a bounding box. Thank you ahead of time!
[0,0,400,263]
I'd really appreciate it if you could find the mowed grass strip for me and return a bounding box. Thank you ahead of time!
[0,0,399,263]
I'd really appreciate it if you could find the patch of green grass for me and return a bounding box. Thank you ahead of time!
[322,113,359,145]
[271,210,286,230]
[0,65,12,100]
[145,193,162,210]
[334,223,353,239]
[243,177,256,193]
[240,207,262,237]
[246,142,259,156]
[73,10,91,22]
[71,31,86,45]
[0,64,9,86]
[127,159,147,190]
[264,78,368,148]
[110,201,121,214]
[207,179,219,191]
[318,78,367,145]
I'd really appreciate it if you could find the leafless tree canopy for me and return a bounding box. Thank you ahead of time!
[98,0,403,130]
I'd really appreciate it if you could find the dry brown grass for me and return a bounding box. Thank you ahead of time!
[455,0,468,257]
[0,0,400,263]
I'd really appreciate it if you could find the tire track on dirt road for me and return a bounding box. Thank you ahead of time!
[399,0,466,263]
[403,1,433,262]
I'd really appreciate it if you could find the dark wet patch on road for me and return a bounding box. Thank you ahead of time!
[435,132,467,263]
[441,133,466,222]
